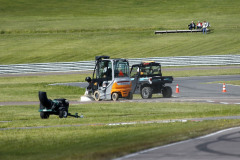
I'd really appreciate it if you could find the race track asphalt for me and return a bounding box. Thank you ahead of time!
[50,75,240,105]
[114,127,240,160]
[1,75,239,106]
[170,75,240,104]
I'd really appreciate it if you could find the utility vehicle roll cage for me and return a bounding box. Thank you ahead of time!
[130,61,163,78]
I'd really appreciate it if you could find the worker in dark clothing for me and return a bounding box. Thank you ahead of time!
[188,21,196,30]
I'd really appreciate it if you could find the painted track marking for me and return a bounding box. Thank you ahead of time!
[113,127,240,160]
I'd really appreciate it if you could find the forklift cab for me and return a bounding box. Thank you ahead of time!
[85,56,132,101]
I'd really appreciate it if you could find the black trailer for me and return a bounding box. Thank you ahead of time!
[38,91,82,119]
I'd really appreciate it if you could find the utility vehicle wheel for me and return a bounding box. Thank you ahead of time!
[40,112,49,119]
[59,110,68,118]
[162,86,172,98]
[112,93,119,101]
[126,92,133,100]
[141,87,152,99]
[94,91,101,101]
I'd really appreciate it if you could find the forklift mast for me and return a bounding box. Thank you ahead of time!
[95,56,110,61]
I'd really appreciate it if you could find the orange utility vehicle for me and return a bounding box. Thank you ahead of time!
[85,56,132,101]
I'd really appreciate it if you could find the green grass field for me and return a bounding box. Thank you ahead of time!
[0,74,87,102]
[1,1,240,159]
[2,120,240,160]
[0,0,240,64]
[1,103,240,160]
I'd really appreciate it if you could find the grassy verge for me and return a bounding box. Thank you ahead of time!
[163,66,240,77]
[1,102,240,128]
[216,80,240,85]
[225,81,240,85]
[0,74,87,102]
[1,102,240,160]
[1,0,240,64]
[207,80,240,86]
[1,121,240,160]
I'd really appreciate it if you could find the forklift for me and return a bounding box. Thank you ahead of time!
[84,56,132,101]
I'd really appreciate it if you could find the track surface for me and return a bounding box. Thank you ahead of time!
[1,75,239,106]
[170,75,240,104]
[52,75,240,105]
[115,127,240,160]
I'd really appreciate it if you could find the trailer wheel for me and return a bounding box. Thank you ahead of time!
[94,91,101,101]
[40,112,49,119]
[59,110,68,118]
[141,87,152,99]
[112,93,119,101]
[162,86,172,98]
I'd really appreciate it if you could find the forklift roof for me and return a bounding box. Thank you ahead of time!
[95,56,110,61]
[95,56,128,62]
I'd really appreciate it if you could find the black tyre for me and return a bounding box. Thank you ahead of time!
[94,91,101,101]
[162,86,172,98]
[126,92,133,100]
[38,91,52,109]
[40,112,49,119]
[59,110,68,118]
[141,87,152,99]
[112,92,119,101]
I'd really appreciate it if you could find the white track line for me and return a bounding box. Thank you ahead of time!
[113,126,240,160]
[220,102,229,104]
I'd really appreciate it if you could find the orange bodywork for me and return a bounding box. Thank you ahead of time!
[111,81,132,97]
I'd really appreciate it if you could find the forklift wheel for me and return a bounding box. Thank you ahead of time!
[126,92,133,100]
[59,110,68,118]
[112,93,119,101]
[94,91,101,101]
[40,112,49,119]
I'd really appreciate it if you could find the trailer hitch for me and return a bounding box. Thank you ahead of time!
[68,113,84,118]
